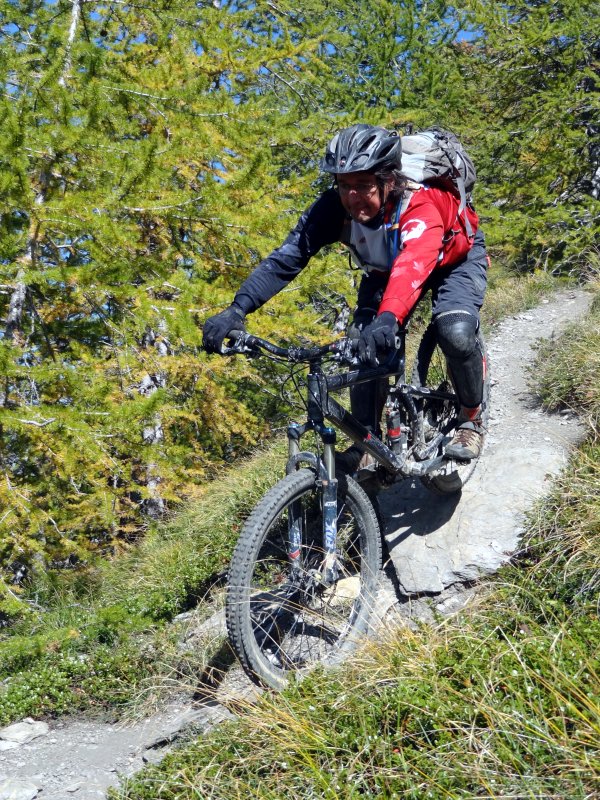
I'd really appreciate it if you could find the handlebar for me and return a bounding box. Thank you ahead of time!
[221,329,357,364]
[221,329,404,369]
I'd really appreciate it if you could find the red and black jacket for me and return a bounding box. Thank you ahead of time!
[232,185,478,326]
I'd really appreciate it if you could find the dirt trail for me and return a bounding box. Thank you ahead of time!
[380,288,591,594]
[0,288,593,800]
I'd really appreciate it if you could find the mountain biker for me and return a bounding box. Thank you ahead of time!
[203,124,488,465]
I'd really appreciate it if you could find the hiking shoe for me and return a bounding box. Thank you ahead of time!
[444,420,484,461]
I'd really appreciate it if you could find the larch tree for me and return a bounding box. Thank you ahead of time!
[460,0,600,271]
[1,0,593,594]
[0,0,353,580]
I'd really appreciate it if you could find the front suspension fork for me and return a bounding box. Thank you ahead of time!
[286,423,340,586]
[320,427,340,586]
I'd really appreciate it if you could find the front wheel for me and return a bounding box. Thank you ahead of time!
[411,323,491,495]
[226,468,382,690]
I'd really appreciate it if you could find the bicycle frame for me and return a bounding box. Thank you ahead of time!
[281,343,458,582]
[285,346,456,477]
[222,330,460,583]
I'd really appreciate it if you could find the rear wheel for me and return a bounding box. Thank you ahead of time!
[411,323,490,494]
[226,468,382,690]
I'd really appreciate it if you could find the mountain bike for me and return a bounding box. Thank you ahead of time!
[221,325,489,689]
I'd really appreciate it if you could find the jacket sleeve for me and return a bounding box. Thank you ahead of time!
[377,189,446,325]
[233,189,346,315]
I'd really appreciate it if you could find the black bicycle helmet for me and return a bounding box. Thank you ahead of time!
[321,124,402,175]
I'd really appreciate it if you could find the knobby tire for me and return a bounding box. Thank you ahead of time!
[226,468,382,690]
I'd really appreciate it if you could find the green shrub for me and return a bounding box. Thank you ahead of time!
[0,643,149,725]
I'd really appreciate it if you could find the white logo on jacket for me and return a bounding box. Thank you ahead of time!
[400,219,427,244]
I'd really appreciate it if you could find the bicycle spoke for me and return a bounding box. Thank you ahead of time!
[227,469,381,688]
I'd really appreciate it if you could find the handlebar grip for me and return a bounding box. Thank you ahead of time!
[331,337,360,365]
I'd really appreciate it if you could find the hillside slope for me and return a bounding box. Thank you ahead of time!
[0,287,595,800]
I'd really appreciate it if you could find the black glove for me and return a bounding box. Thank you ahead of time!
[203,304,246,354]
[358,312,399,367]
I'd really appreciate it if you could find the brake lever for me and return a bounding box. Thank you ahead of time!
[331,337,361,367]
[220,329,253,356]
[331,333,404,368]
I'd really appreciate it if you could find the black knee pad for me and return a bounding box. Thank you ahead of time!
[434,312,483,408]
[434,312,479,360]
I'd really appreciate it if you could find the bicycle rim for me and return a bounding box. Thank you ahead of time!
[226,468,381,690]
[412,324,490,494]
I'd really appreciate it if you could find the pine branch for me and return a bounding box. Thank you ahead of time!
[121,195,203,213]
[16,417,56,427]
[101,86,232,118]
[260,64,309,113]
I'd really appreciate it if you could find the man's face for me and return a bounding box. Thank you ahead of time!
[336,171,383,223]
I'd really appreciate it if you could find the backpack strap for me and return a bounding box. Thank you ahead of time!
[386,182,419,266]
[452,153,474,239]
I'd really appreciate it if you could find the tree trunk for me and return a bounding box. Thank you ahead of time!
[138,325,170,518]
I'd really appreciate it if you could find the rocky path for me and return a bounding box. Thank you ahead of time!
[0,288,593,800]
[380,289,591,594]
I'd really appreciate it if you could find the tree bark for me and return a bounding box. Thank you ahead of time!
[58,0,82,88]
[138,325,170,519]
